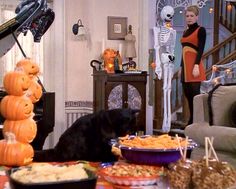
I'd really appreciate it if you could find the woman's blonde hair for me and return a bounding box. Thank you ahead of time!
[186,5,199,16]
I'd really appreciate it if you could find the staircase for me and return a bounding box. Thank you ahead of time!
[153,0,236,134]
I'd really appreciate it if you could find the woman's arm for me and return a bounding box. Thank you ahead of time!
[194,27,206,65]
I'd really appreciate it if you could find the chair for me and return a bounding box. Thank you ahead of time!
[185,83,236,167]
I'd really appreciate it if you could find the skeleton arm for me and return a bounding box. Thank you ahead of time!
[169,29,176,55]
[153,26,162,79]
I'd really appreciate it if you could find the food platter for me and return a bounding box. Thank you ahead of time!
[99,163,163,186]
[6,163,97,189]
[111,135,198,165]
[101,173,157,186]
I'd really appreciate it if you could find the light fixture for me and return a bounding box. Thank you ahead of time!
[225,0,236,8]
[209,7,214,14]
[72,19,86,37]
[227,3,233,11]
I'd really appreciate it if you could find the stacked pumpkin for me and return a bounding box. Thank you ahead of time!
[0,58,42,166]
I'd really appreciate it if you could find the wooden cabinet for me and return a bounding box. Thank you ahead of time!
[93,71,147,132]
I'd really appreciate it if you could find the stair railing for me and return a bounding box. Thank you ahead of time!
[203,32,236,75]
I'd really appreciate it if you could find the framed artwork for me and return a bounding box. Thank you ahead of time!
[107,16,128,40]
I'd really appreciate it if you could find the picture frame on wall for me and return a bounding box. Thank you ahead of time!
[107,16,128,40]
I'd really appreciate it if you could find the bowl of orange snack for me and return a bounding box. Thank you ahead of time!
[111,134,197,165]
[99,163,164,186]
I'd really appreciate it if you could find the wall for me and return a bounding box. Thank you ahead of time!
[43,0,66,147]
[65,0,140,101]
[43,0,145,148]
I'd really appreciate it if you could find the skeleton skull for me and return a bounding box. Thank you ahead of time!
[160,5,174,22]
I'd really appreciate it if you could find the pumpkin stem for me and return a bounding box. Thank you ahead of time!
[15,67,24,73]
[4,132,17,143]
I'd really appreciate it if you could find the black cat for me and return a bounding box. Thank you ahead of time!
[34,108,139,162]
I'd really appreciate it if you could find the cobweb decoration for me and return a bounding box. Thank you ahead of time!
[201,60,236,93]
[155,0,208,25]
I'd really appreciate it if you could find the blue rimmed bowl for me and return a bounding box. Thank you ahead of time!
[111,136,198,165]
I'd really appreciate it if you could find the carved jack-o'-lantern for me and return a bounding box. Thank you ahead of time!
[16,58,40,79]
[0,132,34,166]
[26,80,43,103]
[3,71,31,96]
[0,95,34,120]
[3,119,37,143]
[103,48,117,73]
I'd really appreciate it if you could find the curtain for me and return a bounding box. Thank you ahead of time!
[0,1,44,87]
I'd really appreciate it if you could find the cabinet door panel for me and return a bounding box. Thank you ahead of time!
[107,83,123,110]
[128,84,141,110]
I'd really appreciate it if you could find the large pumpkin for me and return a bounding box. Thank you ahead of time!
[26,80,43,103]
[0,95,34,120]
[3,119,37,143]
[0,132,34,166]
[3,71,31,96]
[16,58,40,79]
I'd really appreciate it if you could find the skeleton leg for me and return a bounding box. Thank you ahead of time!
[162,63,169,132]
[166,63,174,132]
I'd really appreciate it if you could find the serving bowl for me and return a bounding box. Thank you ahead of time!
[7,166,97,189]
[111,135,198,165]
[121,147,183,165]
[101,173,157,186]
[99,163,162,186]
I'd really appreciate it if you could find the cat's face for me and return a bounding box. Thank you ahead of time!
[105,108,140,137]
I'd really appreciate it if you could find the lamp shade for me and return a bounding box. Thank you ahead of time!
[72,19,85,36]
[78,25,86,36]
[125,33,136,58]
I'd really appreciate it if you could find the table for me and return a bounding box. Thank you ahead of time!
[0,162,165,189]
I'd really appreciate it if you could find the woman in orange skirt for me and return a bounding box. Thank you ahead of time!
[180,5,206,125]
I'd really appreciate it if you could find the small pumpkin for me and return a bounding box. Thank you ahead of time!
[3,119,37,143]
[16,58,40,79]
[103,48,117,73]
[26,80,43,103]
[0,132,34,166]
[0,95,34,120]
[3,71,31,96]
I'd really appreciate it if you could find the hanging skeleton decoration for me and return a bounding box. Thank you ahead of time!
[0,0,54,57]
[153,5,176,132]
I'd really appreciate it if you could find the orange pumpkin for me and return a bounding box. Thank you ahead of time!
[0,132,34,166]
[3,119,37,143]
[26,80,42,103]
[0,95,34,120]
[3,71,31,96]
[103,48,117,73]
[16,58,40,79]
